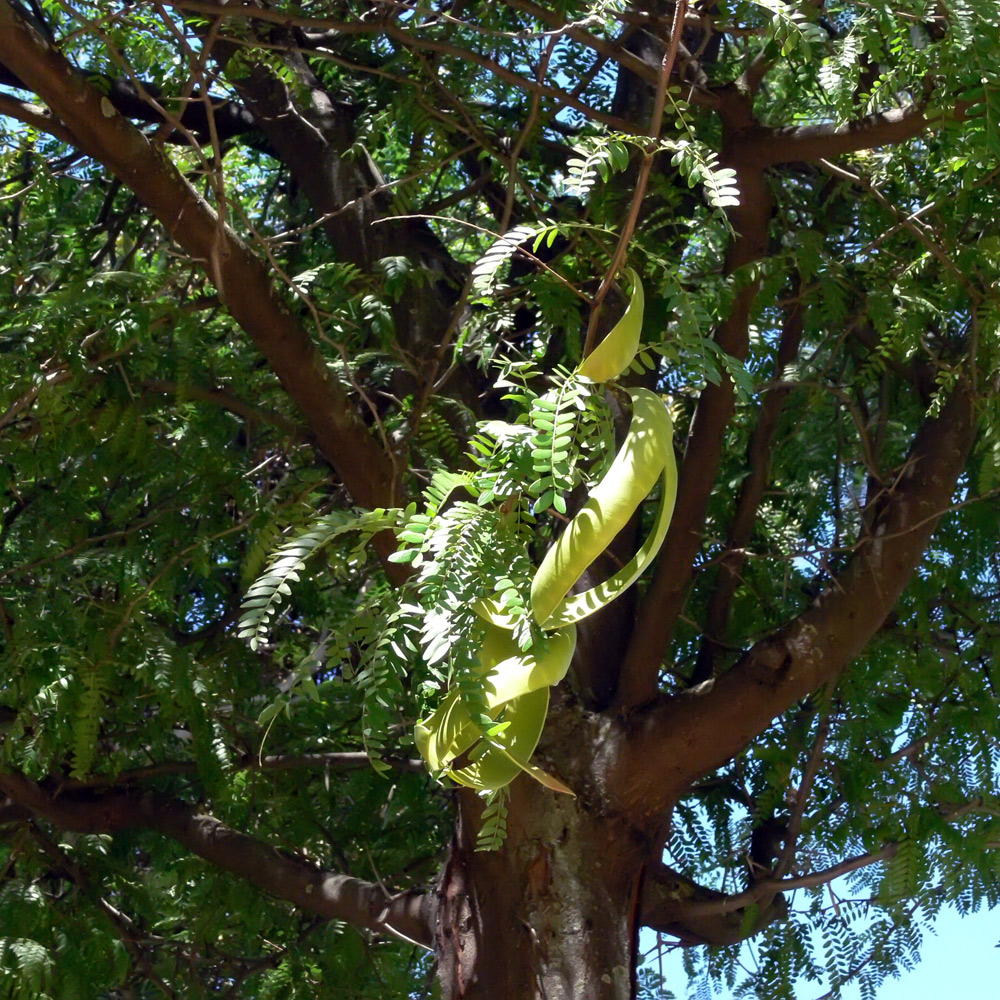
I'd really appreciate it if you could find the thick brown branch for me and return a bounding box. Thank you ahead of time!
[643,846,894,945]
[201,16,488,429]
[640,862,786,947]
[0,1,398,513]
[693,288,805,682]
[216,39,462,360]
[0,771,434,948]
[744,102,968,167]
[616,94,772,708]
[0,91,75,144]
[621,381,977,815]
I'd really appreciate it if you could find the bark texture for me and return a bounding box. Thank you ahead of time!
[437,703,650,1000]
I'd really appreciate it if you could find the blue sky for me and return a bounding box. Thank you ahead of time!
[859,906,1000,1000]
[644,904,1000,998]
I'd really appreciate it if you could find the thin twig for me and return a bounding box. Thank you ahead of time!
[583,0,688,357]
[773,701,831,880]
[818,158,980,301]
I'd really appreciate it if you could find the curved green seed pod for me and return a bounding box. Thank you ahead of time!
[479,621,577,703]
[414,623,577,790]
[446,687,550,791]
[577,268,643,383]
[414,688,475,773]
[415,689,564,793]
[539,458,675,629]
[417,270,666,794]
[530,387,675,628]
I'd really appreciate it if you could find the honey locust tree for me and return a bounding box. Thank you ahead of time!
[2,1,1000,997]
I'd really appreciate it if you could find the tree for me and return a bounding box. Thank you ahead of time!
[1,0,999,996]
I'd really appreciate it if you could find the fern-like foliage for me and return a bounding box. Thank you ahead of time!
[238,508,404,651]
[237,348,617,844]
[527,367,610,514]
[71,658,110,779]
[564,137,631,196]
[664,139,742,212]
[0,938,54,1000]
[749,0,829,58]
[471,224,538,293]
[475,786,510,852]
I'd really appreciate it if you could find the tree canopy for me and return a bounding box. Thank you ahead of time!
[2,1,1000,997]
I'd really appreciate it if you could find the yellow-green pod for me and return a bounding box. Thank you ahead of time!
[541,457,675,629]
[414,623,577,782]
[414,689,477,773]
[530,387,674,627]
[448,687,549,791]
[478,621,577,702]
[577,269,643,383]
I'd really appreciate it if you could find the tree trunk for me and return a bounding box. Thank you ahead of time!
[435,703,650,1000]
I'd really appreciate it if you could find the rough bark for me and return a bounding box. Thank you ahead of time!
[436,699,652,1000]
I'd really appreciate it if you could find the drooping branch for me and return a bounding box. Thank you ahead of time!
[0,771,434,948]
[646,788,994,941]
[641,844,895,946]
[621,381,978,814]
[0,1,399,513]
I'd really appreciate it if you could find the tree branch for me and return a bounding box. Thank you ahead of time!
[213,32,464,364]
[620,381,978,815]
[744,102,969,167]
[774,707,830,881]
[642,845,895,946]
[0,91,75,144]
[0,58,261,147]
[693,286,805,682]
[640,861,786,947]
[0,771,434,948]
[140,379,308,440]
[28,823,184,999]
[616,93,772,708]
[0,1,399,514]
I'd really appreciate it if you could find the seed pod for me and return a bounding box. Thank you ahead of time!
[414,623,577,791]
[577,268,643,383]
[530,387,676,627]
[415,269,675,796]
